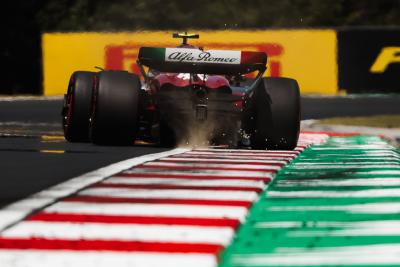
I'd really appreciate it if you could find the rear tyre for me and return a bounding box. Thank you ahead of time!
[159,119,177,148]
[62,71,95,142]
[249,77,300,150]
[90,71,141,145]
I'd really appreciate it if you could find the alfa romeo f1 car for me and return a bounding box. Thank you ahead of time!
[62,33,300,150]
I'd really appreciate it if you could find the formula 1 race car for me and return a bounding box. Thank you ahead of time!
[62,33,300,150]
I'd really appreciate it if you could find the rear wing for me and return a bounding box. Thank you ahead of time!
[137,47,267,75]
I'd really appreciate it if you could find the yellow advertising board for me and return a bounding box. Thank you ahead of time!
[42,30,337,95]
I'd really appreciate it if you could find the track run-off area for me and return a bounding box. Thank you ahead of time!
[0,132,399,267]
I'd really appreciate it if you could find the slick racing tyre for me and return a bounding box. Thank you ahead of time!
[90,71,141,145]
[62,71,95,142]
[248,77,300,150]
[159,119,177,148]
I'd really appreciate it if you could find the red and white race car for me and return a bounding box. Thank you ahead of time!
[62,33,300,149]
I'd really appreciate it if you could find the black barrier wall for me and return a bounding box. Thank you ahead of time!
[338,28,400,93]
[2,2,42,95]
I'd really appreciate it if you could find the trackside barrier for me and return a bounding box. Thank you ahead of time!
[338,28,400,93]
[42,28,400,96]
[42,30,337,96]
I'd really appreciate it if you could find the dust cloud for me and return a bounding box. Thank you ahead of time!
[177,117,218,148]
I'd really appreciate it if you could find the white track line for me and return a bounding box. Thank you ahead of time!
[310,146,394,150]
[295,163,400,167]
[2,221,234,245]
[231,244,400,266]
[78,187,259,201]
[124,168,274,177]
[267,202,400,214]
[255,220,400,229]
[192,149,300,153]
[103,177,266,188]
[114,172,273,181]
[0,148,188,232]
[275,178,400,187]
[289,164,400,169]
[268,188,400,198]
[299,155,400,160]
[170,155,292,160]
[354,170,400,175]
[159,158,287,164]
[289,228,400,237]
[44,202,248,220]
[142,161,282,170]
[184,151,298,157]
[0,251,217,267]
[0,95,63,101]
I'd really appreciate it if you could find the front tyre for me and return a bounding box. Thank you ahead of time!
[90,71,141,145]
[248,77,300,150]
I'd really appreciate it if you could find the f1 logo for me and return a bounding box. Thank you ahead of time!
[370,47,400,73]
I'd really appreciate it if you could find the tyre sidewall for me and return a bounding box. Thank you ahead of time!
[90,71,141,145]
[64,71,95,142]
[251,77,300,150]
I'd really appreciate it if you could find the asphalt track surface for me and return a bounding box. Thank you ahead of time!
[0,95,400,208]
[0,98,169,207]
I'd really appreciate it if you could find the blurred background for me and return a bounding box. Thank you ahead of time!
[2,0,400,95]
